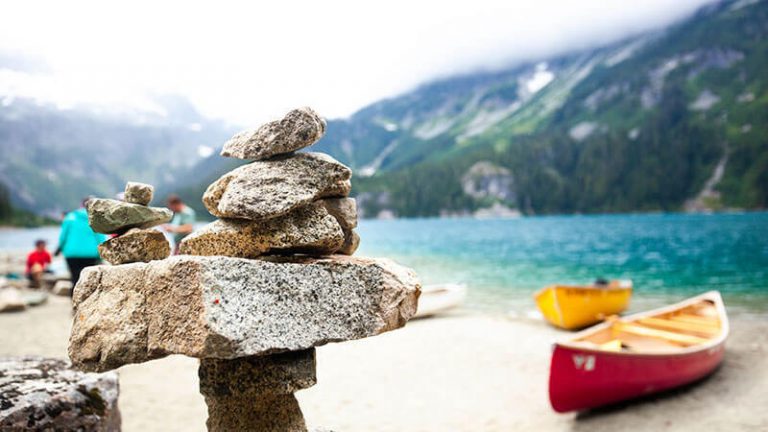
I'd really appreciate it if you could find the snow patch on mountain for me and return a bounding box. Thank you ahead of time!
[689,89,720,111]
[414,117,455,139]
[569,122,599,141]
[524,63,555,94]
[459,101,522,139]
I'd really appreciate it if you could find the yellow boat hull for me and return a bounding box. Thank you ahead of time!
[534,282,632,330]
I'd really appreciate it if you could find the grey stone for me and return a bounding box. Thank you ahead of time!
[338,230,361,256]
[0,288,25,313]
[179,202,344,258]
[321,198,357,230]
[124,182,154,206]
[70,263,150,371]
[205,393,306,432]
[328,179,352,198]
[20,290,48,306]
[199,349,316,398]
[52,280,73,296]
[86,198,172,234]
[321,198,359,255]
[98,229,170,265]
[203,152,351,221]
[221,107,326,160]
[69,255,420,371]
[0,356,120,431]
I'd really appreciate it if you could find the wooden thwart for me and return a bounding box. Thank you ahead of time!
[668,313,720,327]
[637,317,720,336]
[613,323,708,346]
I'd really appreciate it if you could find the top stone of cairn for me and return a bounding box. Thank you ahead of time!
[221,107,326,160]
[124,181,154,206]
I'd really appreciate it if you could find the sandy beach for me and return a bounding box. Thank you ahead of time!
[1,295,767,431]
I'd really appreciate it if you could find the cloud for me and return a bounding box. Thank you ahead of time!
[0,0,714,125]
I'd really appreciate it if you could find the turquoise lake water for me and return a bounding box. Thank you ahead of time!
[3,212,767,316]
[356,212,768,316]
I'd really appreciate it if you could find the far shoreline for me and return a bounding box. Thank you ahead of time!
[356,208,767,222]
[5,207,766,227]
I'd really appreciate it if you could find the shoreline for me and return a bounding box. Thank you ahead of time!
[356,208,767,222]
[7,208,765,228]
[1,297,766,431]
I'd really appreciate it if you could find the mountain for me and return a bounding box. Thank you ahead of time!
[3,0,766,220]
[309,0,767,217]
[0,182,53,226]
[0,93,236,216]
[175,0,767,219]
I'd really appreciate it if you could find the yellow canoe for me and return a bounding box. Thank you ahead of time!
[534,280,633,330]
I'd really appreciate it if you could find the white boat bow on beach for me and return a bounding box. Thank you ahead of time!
[415,283,467,318]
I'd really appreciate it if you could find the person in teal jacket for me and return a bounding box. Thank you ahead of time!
[56,199,106,294]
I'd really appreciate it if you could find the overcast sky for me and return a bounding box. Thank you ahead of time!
[0,0,714,126]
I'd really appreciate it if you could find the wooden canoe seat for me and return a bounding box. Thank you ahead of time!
[614,323,708,346]
[637,317,720,337]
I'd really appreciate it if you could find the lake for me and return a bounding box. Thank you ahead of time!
[356,212,768,316]
[3,212,767,316]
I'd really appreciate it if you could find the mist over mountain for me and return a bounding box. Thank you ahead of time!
[1,0,766,220]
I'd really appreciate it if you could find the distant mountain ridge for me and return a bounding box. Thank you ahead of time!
[0,93,236,216]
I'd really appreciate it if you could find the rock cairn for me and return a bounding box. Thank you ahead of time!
[86,182,172,265]
[0,357,120,431]
[68,107,421,431]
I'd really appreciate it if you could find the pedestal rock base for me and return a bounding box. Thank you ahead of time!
[204,393,307,432]
[199,349,316,432]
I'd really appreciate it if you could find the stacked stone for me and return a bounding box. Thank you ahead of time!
[68,108,421,432]
[179,107,359,258]
[86,182,172,265]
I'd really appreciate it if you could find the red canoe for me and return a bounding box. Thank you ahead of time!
[548,291,728,413]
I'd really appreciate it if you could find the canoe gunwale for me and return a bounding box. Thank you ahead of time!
[554,291,729,358]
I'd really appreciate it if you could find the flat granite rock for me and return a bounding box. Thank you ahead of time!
[99,229,171,265]
[86,198,172,234]
[0,356,120,431]
[221,107,326,160]
[179,202,344,258]
[203,152,351,221]
[69,255,420,372]
[123,182,154,206]
[199,349,316,398]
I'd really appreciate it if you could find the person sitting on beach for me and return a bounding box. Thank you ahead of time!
[56,198,107,293]
[162,194,196,254]
[26,239,52,288]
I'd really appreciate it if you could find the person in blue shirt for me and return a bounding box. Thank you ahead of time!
[163,194,196,254]
[56,198,106,294]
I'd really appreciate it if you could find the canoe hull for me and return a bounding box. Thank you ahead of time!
[549,339,726,413]
[535,284,632,330]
